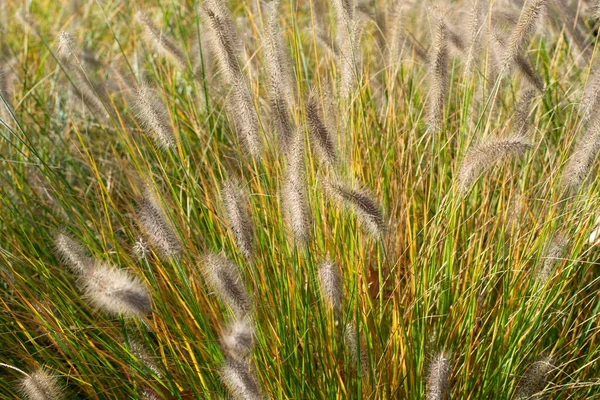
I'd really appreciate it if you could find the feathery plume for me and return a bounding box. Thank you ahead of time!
[344,321,368,374]
[317,261,343,316]
[262,0,295,148]
[19,367,64,400]
[81,262,151,317]
[332,0,359,98]
[135,11,189,72]
[221,357,262,400]
[203,0,261,157]
[513,89,536,138]
[457,137,531,192]
[464,0,485,75]
[306,90,338,168]
[203,253,252,317]
[325,180,385,237]
[202,0,242,86]
[282,132,312,244]
[125,340,163,378]
[387,0,404,67]
[428,13,448,133]
[516,356,553,398]
[580,68,600,124]
[137,189,182,258]
[537,232,568,283]
[502,0,547,71]
[222,317,255,360]
[56,31,110,123]
[562,117,600,191]
[0,55,15,125]
[228,78,261,157]
[221,180,254,259]
[426,352,451,400]
[132,83,176,148]
[55,233,93,274]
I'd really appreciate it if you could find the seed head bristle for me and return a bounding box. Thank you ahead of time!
[387,0,405,66]
[516,356,553,398]
[57,31,76,61]
[562,117,600,191]
[202,0,242,86]
[222,317,255,360]
[317,261,343,315]
[457,137,531,192]
[133,83,176,149]
[344,321,368,374]
[81,262,151,317]
[464,0,485,75]
[221,357,262,400]
[332,0,359,98]
[580,68,600,124]
[125,339,163,378]
[135,11,189,72]
[426,352,451,400]
[428,12,448,133]
[137,190,182,258]
[55,233,93,274]
[221,179,254,259]
[502,0,547,71]
[262,0,295,149]
[228,77,261,157]
[537,232,568,283]
[203,253,252,317]
[19,367,64,400]
[325,180,385,237]
[306,89,338,168]
[282,132,312,244]
[513,89,536,138]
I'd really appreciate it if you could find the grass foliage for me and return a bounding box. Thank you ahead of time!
[1,0,600,398]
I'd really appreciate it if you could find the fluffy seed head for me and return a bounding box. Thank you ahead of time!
[306,90,338,168]
[221,357,262,400]
[19,367,64,400]
[125,340,163,378]
[513,90,536,138]
[537,233,568,284]
[344,321,368,374]
[222,180,254,259]
[426,352,451,400]
[202,0,242,86]
[562,118,600,191]
[56,31,76,61]
[222,317,255,359]
[282,132,312,244]
[55,233,93,274]
[137,191,182,258]
[516,356,553,398]
[133,83,176,148]
[228,77,261,158]
[317,261,343,315]
[428,13,448,133]
[81,263,151,318]
[135,11,189,72]
[325,180,385,237]
[203,253,252,317]
[502,0,547,71]
[580,68,600,124]
[457,137,531,192]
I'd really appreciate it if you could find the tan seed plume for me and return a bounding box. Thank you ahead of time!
[132,83,176,149]
[19,367,64,400]
[306,90,338,168]
[426,352,451,400]
[537,232,568,284]
[55,233,94,274]
[502,0,547,71]
[136,11,189,73]
[516,356,553,398]
[428,13,448,133]
[221,179,254,259]
[580,68,600,124]
[282,132,312,244]
[562,117,600,191]
[203,252,252,317]
[325,179,385,237]
[344,321,368,374]
[457,137,531,192]
[317,261,343,316]
[137,189,182,258]
[221,357,262,400]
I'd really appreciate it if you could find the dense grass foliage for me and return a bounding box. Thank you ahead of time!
[1,0,600,398]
